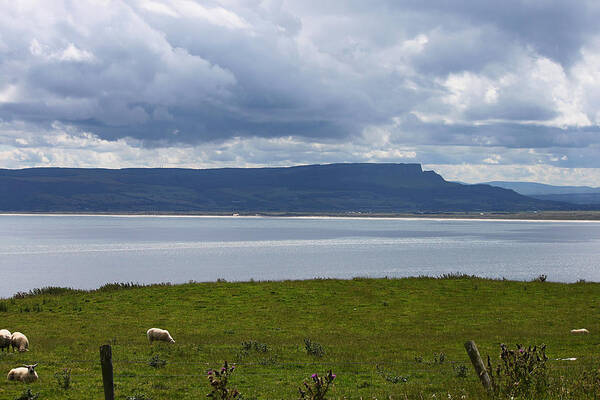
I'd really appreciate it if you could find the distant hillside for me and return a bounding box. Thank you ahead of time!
[485,181,600,205]
[0,163,578,213]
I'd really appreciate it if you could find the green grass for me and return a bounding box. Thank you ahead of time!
[0,277,599,399]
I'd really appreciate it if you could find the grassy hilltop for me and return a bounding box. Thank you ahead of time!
[0,277,599,399]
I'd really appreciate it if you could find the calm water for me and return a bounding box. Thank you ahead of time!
[1,215,599,297]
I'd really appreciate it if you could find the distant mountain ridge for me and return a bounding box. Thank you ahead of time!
[484,181,600,195]
[484,181,600,205]
[0,163,581,213]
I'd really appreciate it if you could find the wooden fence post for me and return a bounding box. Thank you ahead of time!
[464,340,493,394]
[100,344,115,400]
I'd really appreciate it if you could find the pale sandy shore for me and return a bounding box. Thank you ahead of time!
[1,210,600,221]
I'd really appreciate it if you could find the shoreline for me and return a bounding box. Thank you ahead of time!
[1,210,600,222]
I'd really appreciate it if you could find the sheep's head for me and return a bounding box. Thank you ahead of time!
[24,364,37,374]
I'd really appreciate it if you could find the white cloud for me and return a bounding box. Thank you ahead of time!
[58,43,96,62]
[426,163,600,187]
[29,39,96,63]
[138,0,179,17]
[0,84,19,103]
[167,0,249,29]
[483,154,501,164]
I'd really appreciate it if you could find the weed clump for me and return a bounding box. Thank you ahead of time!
[241,340,268,353]
[148,354,167,368]
[97,282,144,292]
[487,343,549,397]
[304,338,324,358]
[54,368,71,389]
[453,364,468,378]
[433,352,446,364]
[437,272,480,280]
[13,287,78,299]
[15,389,39,400]
[376,364,407,384]
[127,394,152,400]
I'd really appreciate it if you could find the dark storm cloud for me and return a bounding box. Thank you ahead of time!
[420,0,600,66]
[395,115,600,149]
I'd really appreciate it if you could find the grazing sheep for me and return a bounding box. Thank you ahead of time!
[571,328,590,334]
[10,332,29,352]
[0,329,10,352]
[147,328,175,344]
[7,364,38,383]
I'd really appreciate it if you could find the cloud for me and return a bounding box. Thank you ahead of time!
[29,39,96,63]
[0,0,600,184]
[0,120,597,185]
[426,163,600,187]
[138,1,179,17]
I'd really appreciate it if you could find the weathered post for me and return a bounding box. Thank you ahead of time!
[100,344,115,400]
[464,340,493,394]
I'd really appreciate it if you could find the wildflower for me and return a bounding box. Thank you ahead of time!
[206,362,240,399]
[299,370,336,399]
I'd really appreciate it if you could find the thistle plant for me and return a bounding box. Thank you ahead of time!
[298,370,336,400]
[487,343,549,397]
[207,361,240,400]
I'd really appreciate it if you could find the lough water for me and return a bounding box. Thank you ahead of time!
[1,215,599,297]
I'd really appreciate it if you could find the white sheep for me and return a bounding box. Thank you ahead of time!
[7,364,38,383]
[0,329,11,352]
[570,328,590,334]
[10,332,29,352]
[147,328,175,344]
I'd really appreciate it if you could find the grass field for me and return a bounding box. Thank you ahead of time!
[0,276,599,399]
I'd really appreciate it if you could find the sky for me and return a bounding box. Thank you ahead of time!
[1,0,600,185]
